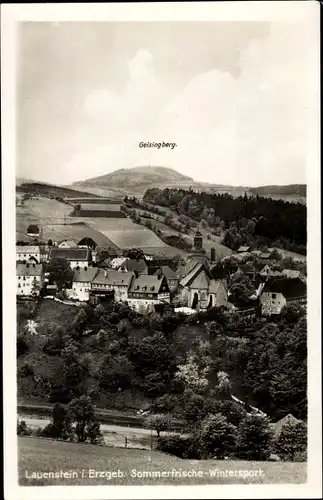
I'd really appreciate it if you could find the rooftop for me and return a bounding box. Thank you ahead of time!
[16,262,43,276]
[153,265,178,280]
[122,258,148,274]
[48,247,90,261]
[73,267,98,283]
[16,246,40,253]
[92,269,134,287]
[128,274,168,295]
[261,277,306,300]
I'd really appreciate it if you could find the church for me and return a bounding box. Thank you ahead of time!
[178,231,228,310]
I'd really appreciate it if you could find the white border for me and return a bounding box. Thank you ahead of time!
[1,2,321,499]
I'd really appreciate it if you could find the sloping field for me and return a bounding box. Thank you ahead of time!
[19,437,306,486]
[40,224,119,249]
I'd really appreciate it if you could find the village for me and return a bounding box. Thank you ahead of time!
[16,223,307,317]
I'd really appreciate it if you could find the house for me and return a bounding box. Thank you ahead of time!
[70,267,98,302]
[153,266,179,292]
[16,245,40,264]
[257,264,283,279]
[26,224,40,238]
[58,240,78,249]
[237,245,251,253]
[180,262,228,310]
[16,262,44,297]
[110,257,129,270]
[127,274,171,313]
[90,269,134,304]
[259,277,306,316]
[48,247,91,269]
[120,258,148,275]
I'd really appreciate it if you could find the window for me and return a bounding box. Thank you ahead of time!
[18,276,21,280]
[18,284,21,288]
[272,293,277,299]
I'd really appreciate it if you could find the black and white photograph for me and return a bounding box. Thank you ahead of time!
[2,2,321,499]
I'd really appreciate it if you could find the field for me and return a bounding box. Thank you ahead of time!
[18,437,306,486]
[79,203,122,211]
[16,196,185,256]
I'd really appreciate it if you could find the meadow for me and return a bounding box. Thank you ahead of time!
[18,437,306,486]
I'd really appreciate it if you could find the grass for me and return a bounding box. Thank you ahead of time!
[18,437,306,486]
[80,203,122,211]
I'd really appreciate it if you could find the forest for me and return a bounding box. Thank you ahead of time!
[143,188,306,254]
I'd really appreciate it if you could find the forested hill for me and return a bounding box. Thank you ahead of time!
[143,188,306,255]
[249,184,306,197]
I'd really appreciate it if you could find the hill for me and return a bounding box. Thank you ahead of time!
[16,181,103,199]
[72,166,194,193]
[249,184,306,197]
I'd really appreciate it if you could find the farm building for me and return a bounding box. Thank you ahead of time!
[259,277,306,316]
[26,224,41,237]
[127,274,171,314]
[16,262,44,297]
[16,245,40,264]
[48,247,91,269]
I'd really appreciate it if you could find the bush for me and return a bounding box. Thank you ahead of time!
[18,362,34,377]
[237,413,273,461]
[274,421,307,461]
[17,420,32,436]
[195,414,238,459]
[156,434,197,458]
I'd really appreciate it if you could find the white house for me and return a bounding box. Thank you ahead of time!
[259,277,306,316]
[48,247,91,269]
[16,262,44,296]
[16,245,40,263]
[71,267,98,301]
[127,274,171,313]
[110,257,129,270]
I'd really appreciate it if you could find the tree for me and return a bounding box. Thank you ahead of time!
[67,395,102,443]
[46,258,73,289]
[274,421,307,461]
[175,353,210,394]
[237,413,273,461]
[195,414,238,459]
[215,371,232,400]
[144,413,172,438]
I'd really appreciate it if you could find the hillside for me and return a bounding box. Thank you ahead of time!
[249,184,306,197]
[16,181,103,199]
[72,166,194,192]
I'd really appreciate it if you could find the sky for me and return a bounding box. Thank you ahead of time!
[17,21,310,186]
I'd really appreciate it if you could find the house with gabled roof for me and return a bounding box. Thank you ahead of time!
[71,267,98,302]
[16,245,40,264]
[127,274,170,313]
[48,247,91,269]
[58,240,78,249]
[90,268,134,304]
[16,262,44,297]
[259,277,306,316]
[120,258,148,275]
[150,265,179,291]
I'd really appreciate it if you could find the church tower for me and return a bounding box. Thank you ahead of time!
[184,229,210,274]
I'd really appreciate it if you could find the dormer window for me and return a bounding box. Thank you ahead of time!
[142,286,147,291]
[150,286,155,291]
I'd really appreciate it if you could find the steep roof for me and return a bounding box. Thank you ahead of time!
[16,246,40,253]
[110,257,129,269]
[128,274,169,294]
[153,265,178,280]
[92,269,134,287]
[48,247,90,261]
[16,262,43,276]
[259,252,271,259]
[262,277,306,300]
[123,258,148,274]
[73,267,98,283]
[77,237,98,249]
[180,262,204,287]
